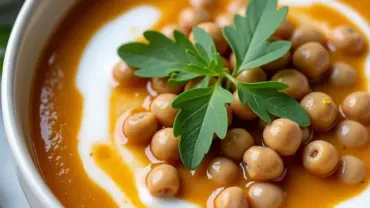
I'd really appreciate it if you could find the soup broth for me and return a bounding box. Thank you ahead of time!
[31,0,370,207]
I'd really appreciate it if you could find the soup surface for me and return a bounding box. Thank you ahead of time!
[31,0,370,207]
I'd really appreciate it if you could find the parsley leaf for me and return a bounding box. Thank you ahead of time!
[172,83,233,169]
[237,83,310,127]
[118,30,198,82]
[185,27,224,76]
[223,0,291,74]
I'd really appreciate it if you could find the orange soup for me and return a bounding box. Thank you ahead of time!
[31,0,370,207]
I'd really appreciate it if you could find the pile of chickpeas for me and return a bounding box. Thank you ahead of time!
[113,0,369,207]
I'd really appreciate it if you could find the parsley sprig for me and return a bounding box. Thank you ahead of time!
[118,0,310,169]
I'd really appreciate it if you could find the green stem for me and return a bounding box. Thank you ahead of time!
[224,72,238,86]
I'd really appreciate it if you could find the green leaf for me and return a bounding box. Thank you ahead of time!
[223,0,290,73]
[118,30,197,80]
[172,84,233,169]
[185,28,224,77]
[240,81,289,90]
[237,83,310,127]
[0,25,12,71]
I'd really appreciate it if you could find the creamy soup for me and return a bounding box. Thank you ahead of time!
[30,0,370,207]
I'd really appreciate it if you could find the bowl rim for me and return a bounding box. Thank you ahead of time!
[1,0,62,207]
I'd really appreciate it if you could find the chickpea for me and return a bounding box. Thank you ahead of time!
[329,62,357,86]
[161,24,189,40]
[226,104,233,127]
[229,53,237,71]
[273,20,294,40]
[112,61,144,87]
[330,25,366,55]
[293,42,331,81]
[189,0,215,9]
[248,183,285,208]
[189,22,228,55]
[263,118,302,156]
[336,120,368,148]
[301,127,314,146]
[215,13,233,28]
[215,186,249,208]
[150,93,178,127]
[337,156,366,184]
[271,69,310,100]
[300,92,338,131]
[179,7,209,31]
[151,128,180,163]
[151,77,183,94]
[342,92,370,123]
[146,164,180,197]
[123,112,158,145]
[228,0,247,14]
[290,26,323,49]
[236,68,267,83]
[220,128,255,160]
[207,157,240,186]
[237,6,248,16]
[231,91,257,120]
[262,52,291,72]
[303,140,339,177]
[243,146,284,181]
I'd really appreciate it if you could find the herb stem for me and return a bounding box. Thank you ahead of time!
[224,72,238,86]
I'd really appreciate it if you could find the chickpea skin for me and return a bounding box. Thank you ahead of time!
[290,26,323,49]
[189,0,215,9]
[161,24,189,40]
[231,91,257,120]
[151,77,183,94]
[263,118,302,156]
[207,157,240,186]
[336,120,368,148]
[123,112,158,145]
[189,22,228,55]
[243,146,284,181]
[215,13,233,28]
[229,53,237,71]
[301,92,338,131]
[220,128,255,160]
[215,187,249,208]
[329,62,357,86]
[273,20,294,40]
[262,52,291,72]
[337,156,366,185]
[236,68,267,83]
[112,61,144,87]
[179,7,209,31]
[151,128,180,163]
[150,93,178,127]
[146,164,180,197]
[301,127,314,146]
[226,104,233,127]
[303,140,339,177]
[330,25,366,55]
[248,183,285,208]
[271,69,310,100]
[228,0,247,14]
[342,92,370,123]
[293,42,331,81]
